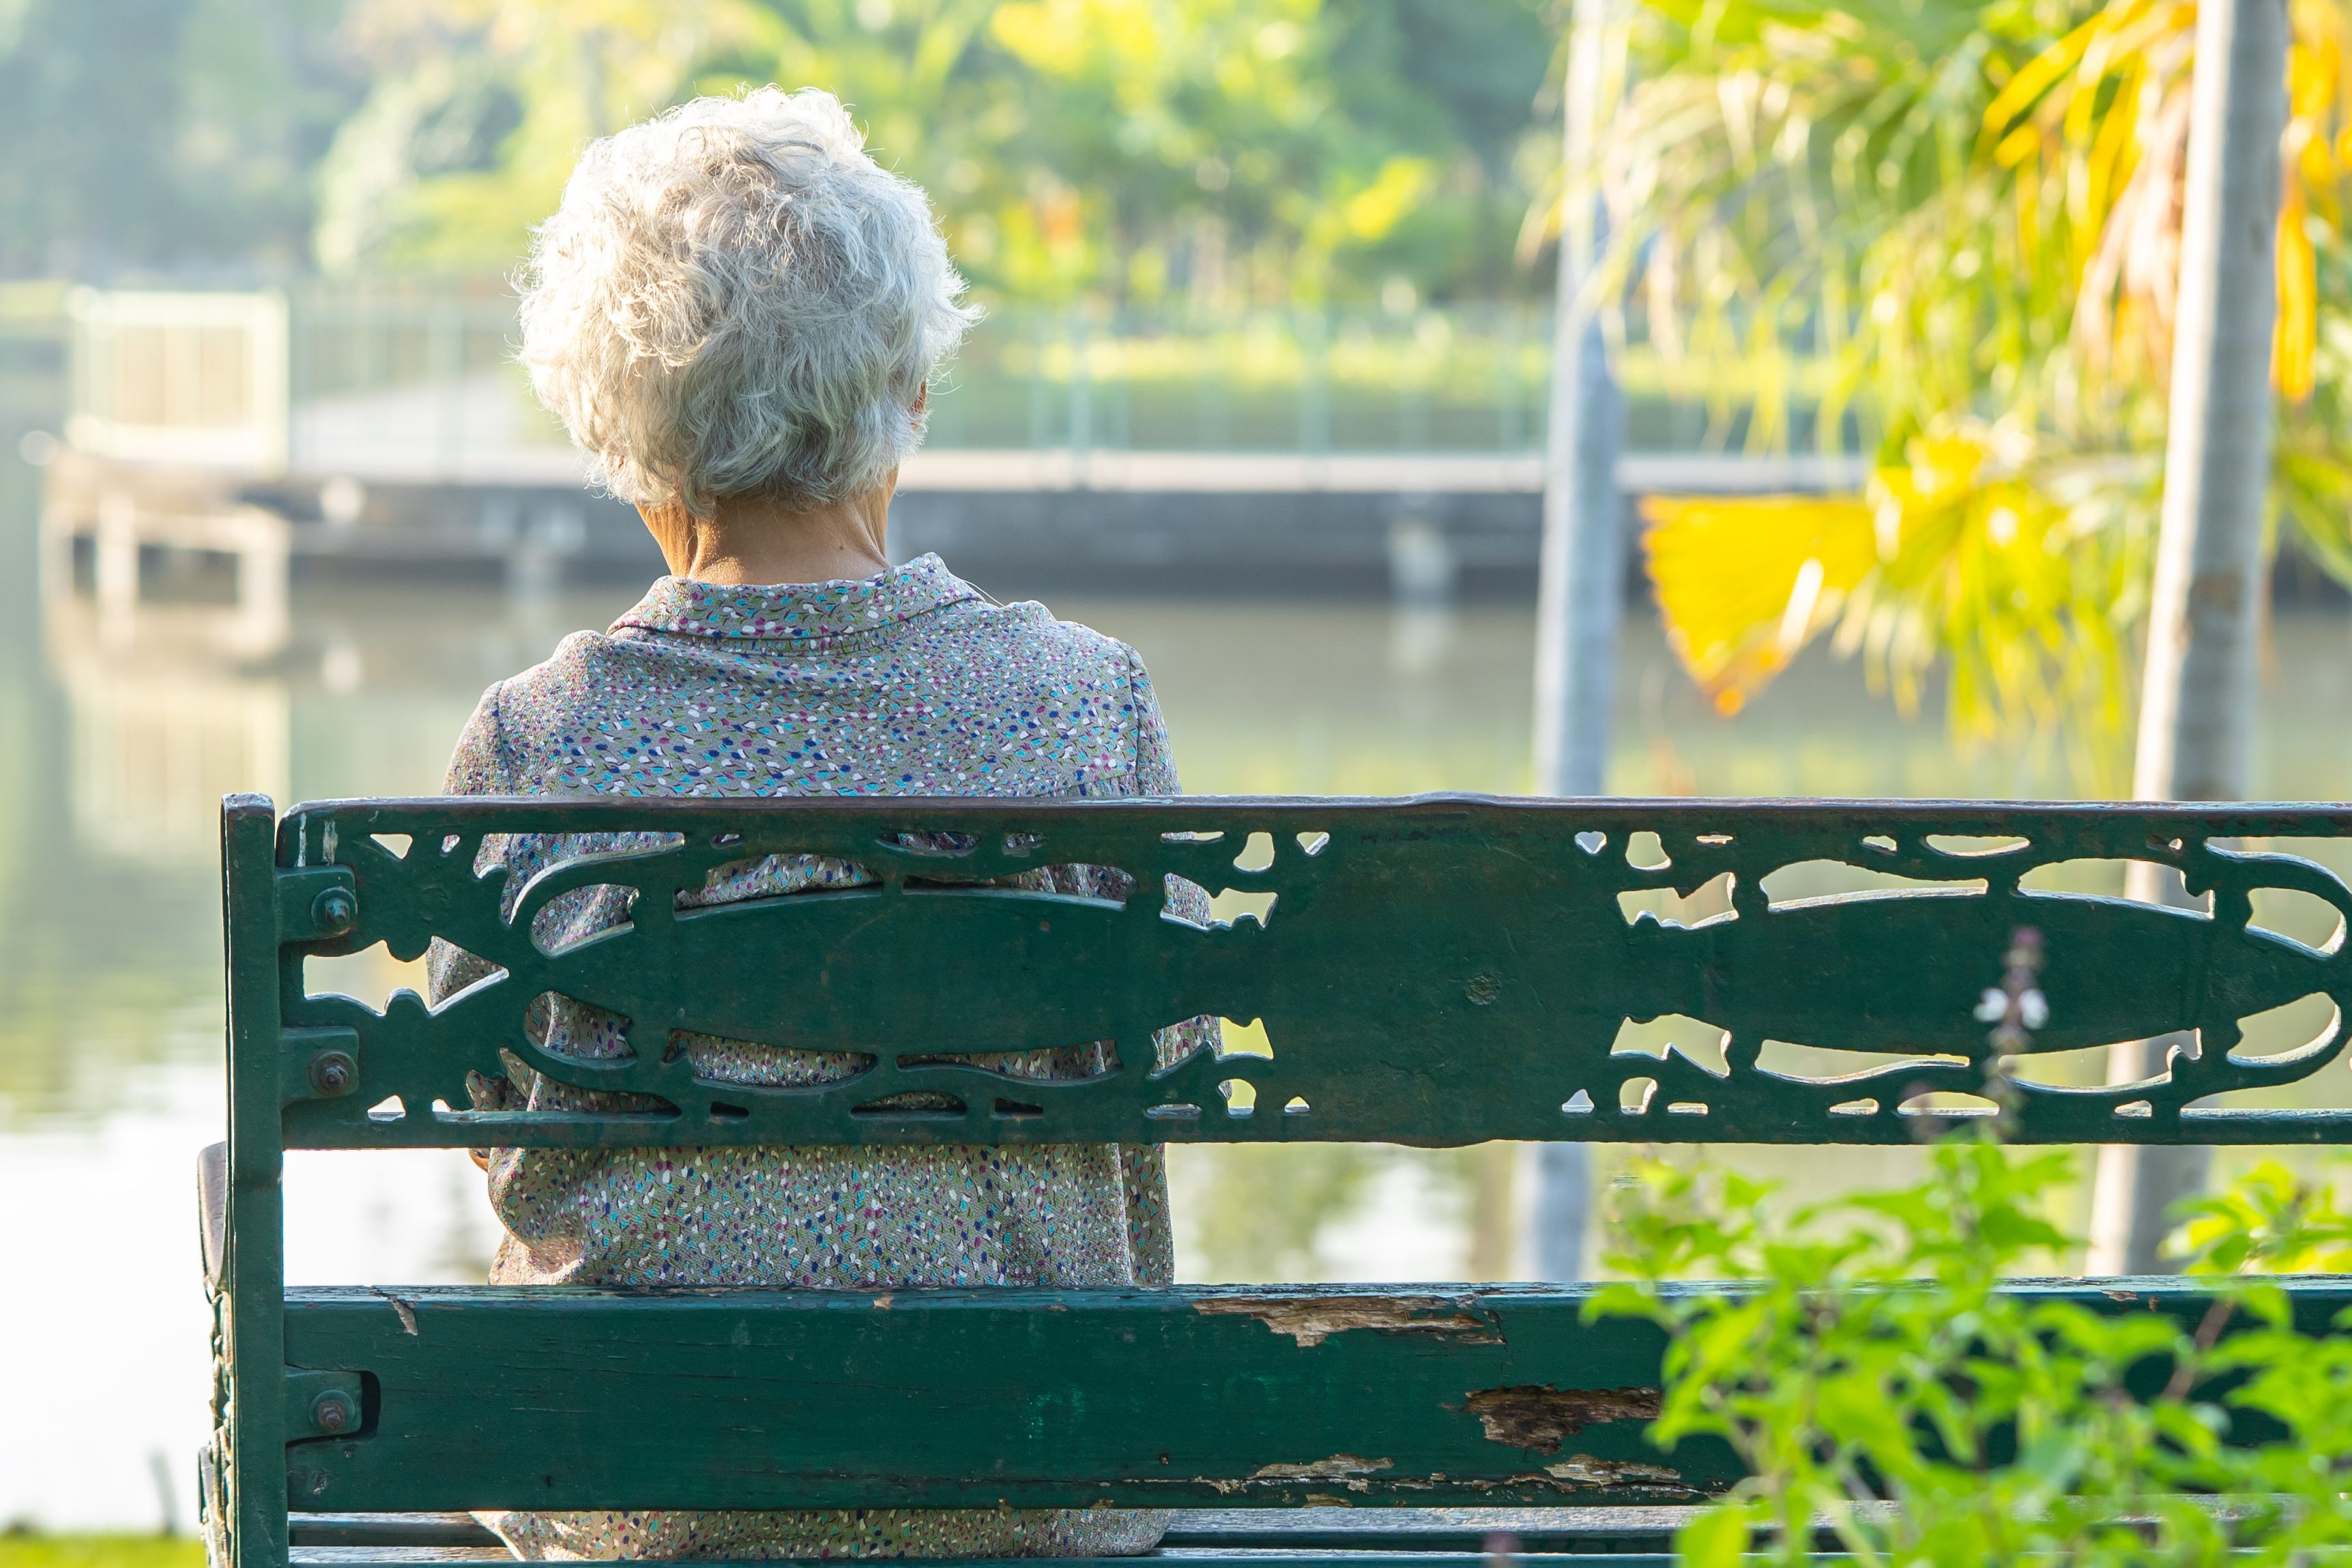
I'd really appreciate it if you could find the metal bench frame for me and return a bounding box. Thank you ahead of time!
[202,792,2352,1566]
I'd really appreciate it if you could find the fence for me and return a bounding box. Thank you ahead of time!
[63,284,1842,478]
[67,289,289,470]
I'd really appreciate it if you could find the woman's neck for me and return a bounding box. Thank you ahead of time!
[635,477,897,585]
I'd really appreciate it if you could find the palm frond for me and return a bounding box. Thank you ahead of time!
[1604,0,2352,767]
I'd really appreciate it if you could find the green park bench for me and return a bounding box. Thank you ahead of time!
[199,791,2352,1566]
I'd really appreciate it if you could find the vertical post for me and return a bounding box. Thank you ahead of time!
[1498,308,1526,452]
[1298,308,1332,457]
[250,291,292,477]
[2086,0,2287,1277]
[96,491,140,647]
[431,303,465,476]
[1526,0,1626,1284]
[1027,313,1050,452]
[37,502,74,613]
[220,795,289,1568]
[231,509,292,659]
[1533,0,1627,803]
[1070,315,1093,489]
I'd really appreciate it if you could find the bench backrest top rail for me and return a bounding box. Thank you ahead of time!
[248,792,2352,1151]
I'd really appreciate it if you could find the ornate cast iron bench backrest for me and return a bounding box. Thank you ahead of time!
[203,792,2352,1568]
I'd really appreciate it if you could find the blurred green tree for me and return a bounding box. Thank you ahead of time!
[310,0,1558,304]
[0,0,357,276]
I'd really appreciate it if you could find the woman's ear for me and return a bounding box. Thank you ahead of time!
[636,497,698,576]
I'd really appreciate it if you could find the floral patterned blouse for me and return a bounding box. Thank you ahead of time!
[432,554,1197,1561]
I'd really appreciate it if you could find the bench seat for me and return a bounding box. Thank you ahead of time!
[287,1508,1719,1562]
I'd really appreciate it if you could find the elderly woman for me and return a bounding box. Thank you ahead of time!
[436,87,1193,1561]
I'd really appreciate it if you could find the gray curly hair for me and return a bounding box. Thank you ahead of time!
[518,87,978,516]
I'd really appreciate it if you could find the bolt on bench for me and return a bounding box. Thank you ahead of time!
[200,792,2352,1567]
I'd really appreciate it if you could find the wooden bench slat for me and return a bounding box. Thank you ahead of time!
[286,1555,1691,1567]
[280,1282,1715,1513]
[284,1508,1698,1553]
[279,1278,2337,1515]
[288,1516,498,1548]
[1160,1508,1691,1552]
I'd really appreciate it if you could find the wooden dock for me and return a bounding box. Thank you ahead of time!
[44,287,1868,634]
[37,442,1866,645]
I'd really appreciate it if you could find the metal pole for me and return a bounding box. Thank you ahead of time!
[1527,0,1625,1283]
[2086,0,2287,1278]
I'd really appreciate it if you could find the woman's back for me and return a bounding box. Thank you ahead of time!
[441,555,1190,1559]
[453,559,1168,804]
[448,81,1196,1558]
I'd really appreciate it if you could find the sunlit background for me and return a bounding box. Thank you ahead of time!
[3,0,2352,1537]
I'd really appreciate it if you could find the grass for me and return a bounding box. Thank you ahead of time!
[0,1539,203,1568]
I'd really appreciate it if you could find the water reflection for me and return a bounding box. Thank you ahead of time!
[50,602,291,865]
[5,437,2352,1524]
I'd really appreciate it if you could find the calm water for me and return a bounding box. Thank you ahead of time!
[5,431,2352,1528]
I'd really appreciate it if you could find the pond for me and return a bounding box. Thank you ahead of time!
[3,436,2350,1530]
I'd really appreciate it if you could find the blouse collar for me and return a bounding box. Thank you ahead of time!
[610,553,981,643]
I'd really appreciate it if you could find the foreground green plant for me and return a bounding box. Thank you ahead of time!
[1591,1144,2352,1565]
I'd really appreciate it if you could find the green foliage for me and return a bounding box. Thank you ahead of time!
[1591,1143,2352,1563]
[2177,1160,2352,1276]
[313,0,1557,303]
[1593,0,2073,452]
[0,0,357,275]
[1175,1142,1386,1280]
[1607,0,2352,763]
[1594,0,2168,761]
[0,0,1557,298]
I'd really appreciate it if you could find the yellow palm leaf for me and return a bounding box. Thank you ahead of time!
[2278,177,2319,401]
[1642,493,1879,714]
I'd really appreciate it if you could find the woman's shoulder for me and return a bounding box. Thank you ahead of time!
[443,632,613,794]
[934,597,1177,793]
[944,595,1142,674]
[467,630,613,719]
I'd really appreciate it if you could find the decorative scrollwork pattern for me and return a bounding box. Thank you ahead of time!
[266,796,2352,1149]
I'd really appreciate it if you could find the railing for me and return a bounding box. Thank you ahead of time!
[921,304,1558,455]
[288,293,1839,456]
[284,293,1576,456]
[57,282,1855,478]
